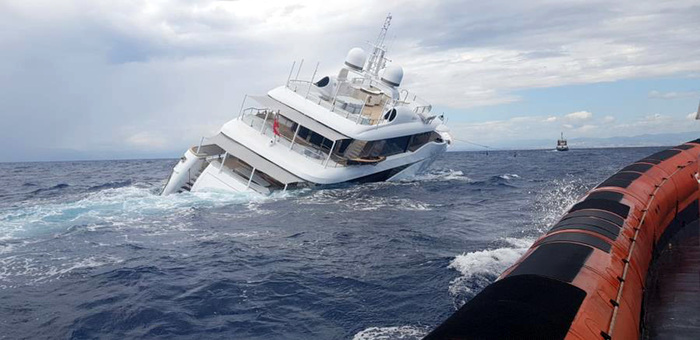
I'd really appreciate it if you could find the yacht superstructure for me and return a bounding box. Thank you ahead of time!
[161,15,452,195]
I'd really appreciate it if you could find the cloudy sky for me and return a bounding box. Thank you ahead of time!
[1,0,699,161]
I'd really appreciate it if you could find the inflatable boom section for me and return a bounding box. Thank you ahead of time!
[425,140,700,340]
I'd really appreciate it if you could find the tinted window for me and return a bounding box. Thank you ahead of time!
[382,136,411,156]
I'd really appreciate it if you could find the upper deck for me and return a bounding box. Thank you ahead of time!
[286,73,434,127]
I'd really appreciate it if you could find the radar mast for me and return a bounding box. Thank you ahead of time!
[364,13,392,77]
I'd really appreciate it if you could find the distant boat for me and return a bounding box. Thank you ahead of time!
[556,132,569,151]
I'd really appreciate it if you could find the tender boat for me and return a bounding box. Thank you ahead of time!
[161,15,452,195]
[556,132,569,151]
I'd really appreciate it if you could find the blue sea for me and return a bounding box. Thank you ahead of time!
[0,147,665,339]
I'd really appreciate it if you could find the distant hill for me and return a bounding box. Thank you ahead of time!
[453,131,700,151]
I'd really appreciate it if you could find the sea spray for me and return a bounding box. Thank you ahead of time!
[446,175,592,308]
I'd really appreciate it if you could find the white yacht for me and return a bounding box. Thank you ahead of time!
[161,15,452,196]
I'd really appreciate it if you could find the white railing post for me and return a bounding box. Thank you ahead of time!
[286,61,296,87]
[260,110,271,134]
[238,94,248,118]
[305,62,320,99]
[330,81,342,112]
[295,59,304,80]
[324,140,337,168]
[289,124,301,150]
[196,137,204,154]
[219,152,228,173]
[246,168,256,189]
[283,183,288,192]
[356,94,368,124]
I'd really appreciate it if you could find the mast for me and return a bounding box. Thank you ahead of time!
[364,13,392,77]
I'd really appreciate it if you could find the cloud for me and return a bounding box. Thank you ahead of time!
[564,111,593,121]
[1,0,700,160]
[576,124,597,133]
[649,90,699,99]
[449,109,697,147]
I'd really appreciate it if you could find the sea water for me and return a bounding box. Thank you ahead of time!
[0,147,664,339]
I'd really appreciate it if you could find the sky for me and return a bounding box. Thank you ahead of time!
[0,0,699,161]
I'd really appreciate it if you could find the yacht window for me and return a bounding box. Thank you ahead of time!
[252,169,284,189]
[309,132,325,148]
[298,126,310,140]
[408,131,442,152]
[337,139,352,154]
[315,76,330,87]
[321,138,334,151]
[383,108,397,122]
[381,135,411,156]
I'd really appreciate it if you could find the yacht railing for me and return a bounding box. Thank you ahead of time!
[287,79,394,126]
[283,57,440,125]
[288,78,436,124]
[240,109,344,168]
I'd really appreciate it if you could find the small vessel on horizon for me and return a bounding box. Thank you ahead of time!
[556,132,569,151]
[161,14,452,196]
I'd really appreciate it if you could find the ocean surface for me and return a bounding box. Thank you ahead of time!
[0,147,666,339]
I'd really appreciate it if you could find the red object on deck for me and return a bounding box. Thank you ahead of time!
[273,116,280,136]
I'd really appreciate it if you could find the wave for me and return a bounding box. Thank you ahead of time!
[447,237,534,308]
[497,173,520,180]
[0,185,272,241]
[400,168,472,183]
[303,186,431,212]
[0,254,123,289]
[29,183,70,195]
[446,176,590,308]
[352,326,428,340]
[87,180,133,191]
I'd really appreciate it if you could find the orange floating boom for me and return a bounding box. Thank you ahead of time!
[425,140,700,340]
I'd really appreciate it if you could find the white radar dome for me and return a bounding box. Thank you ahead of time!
[344,47,367,71]
[381,65,403,87]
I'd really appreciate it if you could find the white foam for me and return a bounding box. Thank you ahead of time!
[402,169,472,183]
[0,254,123,289]
[446,177,589,308]
[305,188,432,212]
[530,177,587,232]
[447,237,534,308]
[498,173,520,180]
[352,326,428,340]
[0,185,269,240]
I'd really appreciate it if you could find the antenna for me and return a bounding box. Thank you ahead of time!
[696,99,699,120]
[365,13,392,77]
[374,14,392,49]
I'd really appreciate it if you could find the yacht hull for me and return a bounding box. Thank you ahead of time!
[161,130,447,195]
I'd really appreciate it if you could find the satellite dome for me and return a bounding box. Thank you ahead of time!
[344,47,367,71]
[381,65,403,87]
